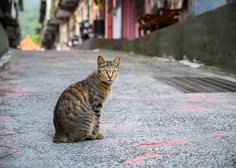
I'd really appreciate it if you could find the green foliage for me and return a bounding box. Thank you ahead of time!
[19,0,40,44]
[50,6,54,17]
[31,23,41,44]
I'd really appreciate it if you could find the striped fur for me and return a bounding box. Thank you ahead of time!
[53,55,121,143]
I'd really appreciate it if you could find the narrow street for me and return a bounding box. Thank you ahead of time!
[0,49,236,167]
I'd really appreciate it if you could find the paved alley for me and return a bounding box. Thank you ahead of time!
[0,49,236,167]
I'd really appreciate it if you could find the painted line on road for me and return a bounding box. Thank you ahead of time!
[132,139,188,148]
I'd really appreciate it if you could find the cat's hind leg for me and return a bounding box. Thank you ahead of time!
[68,122,96,142]
[53,114,68,143]
[68,132,96,142]
[53,133,68,143]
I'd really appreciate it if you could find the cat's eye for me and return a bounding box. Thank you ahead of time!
[100,70,108,73]
[112,70,118,73]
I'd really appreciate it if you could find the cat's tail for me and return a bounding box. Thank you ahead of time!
[53,105,68,143]
[53,114,68,143]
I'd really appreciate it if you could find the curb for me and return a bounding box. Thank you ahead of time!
[0,49,13,70]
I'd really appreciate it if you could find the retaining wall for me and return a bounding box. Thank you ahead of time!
[107,2,236,72]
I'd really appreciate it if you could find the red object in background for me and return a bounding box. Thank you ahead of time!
[107,0,113,38]
[107,15,112,38]
[122,0,137,40]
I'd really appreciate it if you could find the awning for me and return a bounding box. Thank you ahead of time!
[48,17,63,26]
[46,24,58,32]
[40,0,80,48]
[59,0,80,11]
[54,7,71,18]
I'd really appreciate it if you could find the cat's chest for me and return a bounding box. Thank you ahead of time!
[90,88,109,102]
[91,84,110,97]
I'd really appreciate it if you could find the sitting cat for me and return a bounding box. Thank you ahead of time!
[53,55,121,143]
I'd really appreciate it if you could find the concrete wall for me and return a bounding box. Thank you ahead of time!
[107,2,236,72]
[0,23,9,58]
[112,5,122,39]
[77,39,125,50]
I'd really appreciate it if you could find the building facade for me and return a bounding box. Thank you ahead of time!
[39,0,231,49]
[0,0,23,48]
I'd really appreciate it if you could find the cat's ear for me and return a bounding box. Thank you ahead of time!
[97,55,106,66]
[113,56,121,66]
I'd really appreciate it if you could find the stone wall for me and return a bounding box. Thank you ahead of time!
[107,2,236,72]
[0,23,9,58]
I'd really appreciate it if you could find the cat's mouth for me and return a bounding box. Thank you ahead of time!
[101,79,113,83]
[107,79,113,83]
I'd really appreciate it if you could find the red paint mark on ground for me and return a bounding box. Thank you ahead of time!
[5,80,17,84]
[6,87,30,97]
[0,116,11,122]
[6,148,21,155]
[32,84,49,89]
[3,148,22,156]
[181,105,207,112]
[222,104,236,109]
[132,139,188,148]
[0,84,31,97]
[182,94,220,103]
[0,129,12,135]
[211,132,225,138]
[122,153,161,165]
[0,163,6,167]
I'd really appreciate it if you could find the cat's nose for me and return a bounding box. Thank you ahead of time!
[107,72,113,79]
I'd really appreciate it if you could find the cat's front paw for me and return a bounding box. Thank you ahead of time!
[96,133,105,139]
[86,134,96,140]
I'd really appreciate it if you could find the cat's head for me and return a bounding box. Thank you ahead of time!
[97,55,121,84]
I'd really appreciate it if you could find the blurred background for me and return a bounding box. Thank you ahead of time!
[0,0,236,71]
[0,0,234,49]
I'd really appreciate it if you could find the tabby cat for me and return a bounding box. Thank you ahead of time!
[53,55,121,143]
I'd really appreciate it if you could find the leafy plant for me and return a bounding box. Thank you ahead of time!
[19,0,40,44]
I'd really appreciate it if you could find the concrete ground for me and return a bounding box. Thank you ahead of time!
[0,49,235,168]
